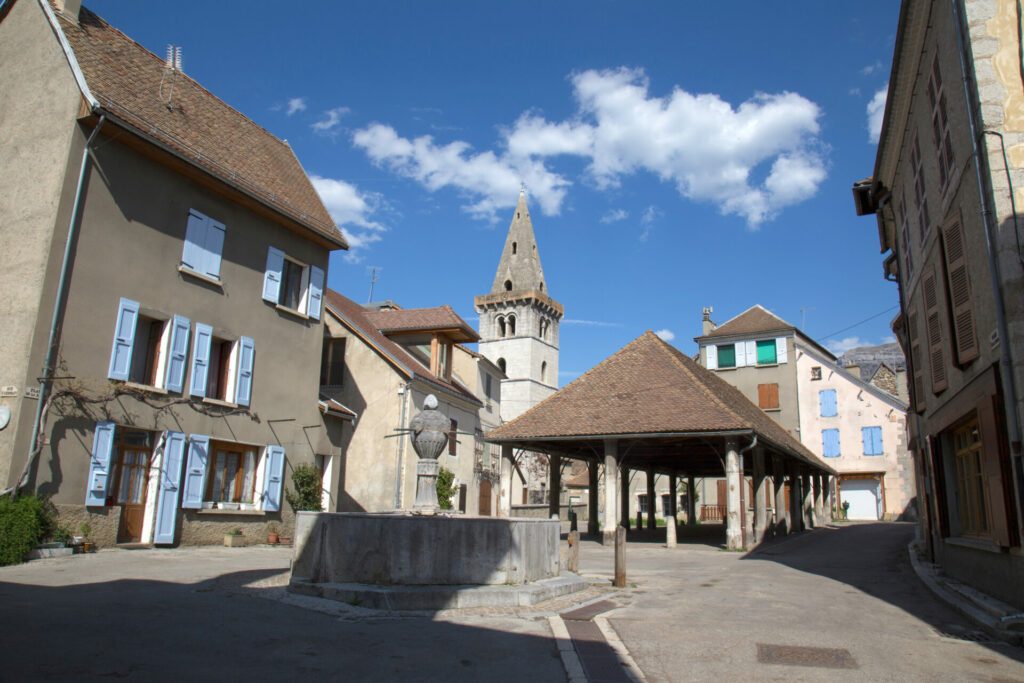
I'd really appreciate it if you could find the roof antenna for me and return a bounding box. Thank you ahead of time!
[159,45,182,109]
[367,266,380,304]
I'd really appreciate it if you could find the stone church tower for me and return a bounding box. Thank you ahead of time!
[475,191,563,424]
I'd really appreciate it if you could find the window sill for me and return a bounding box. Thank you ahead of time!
[202,397,238,409]
[196,508,266,516]
[944,535,1004,554]
[178,265,223,289]
[715,366,738,372]
[122,381,168,395]
[755,363,780,369]
[763,407,781,413]
[274,304,309,321]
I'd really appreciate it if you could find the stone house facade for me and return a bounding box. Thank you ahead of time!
[854,0,1024,607]
[0,0,347,546]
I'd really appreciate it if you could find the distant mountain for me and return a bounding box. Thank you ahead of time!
[838,342,906,381]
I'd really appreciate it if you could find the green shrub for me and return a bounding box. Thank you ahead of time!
[436,467,456,510]
[0,495,53,566]
[285,464,323,512]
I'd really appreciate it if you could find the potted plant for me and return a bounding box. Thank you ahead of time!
[79,522,94,553]
[223,528,245,547]
[266,523,280,545]
[841,500,850,521]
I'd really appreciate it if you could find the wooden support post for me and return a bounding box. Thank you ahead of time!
[669,475,678,529]
[813,472,824,527]
[620,462,631,530]
[822,474,832,522]
[789,463,803,532]
[773,455,788,535]
[588,459,599,536]
[567,530,580,573]
[646,468,657,530]
[753,447,767,545]
[614,525,627,588]
[687,474,697,526]
[549,454,561,520]
[801,470,813,530]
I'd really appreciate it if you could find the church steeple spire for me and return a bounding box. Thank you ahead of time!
[490,191,548,295]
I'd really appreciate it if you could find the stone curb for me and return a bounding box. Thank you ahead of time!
[548,616,588,683]
[595,616,647,682]
[906,542,1024,646]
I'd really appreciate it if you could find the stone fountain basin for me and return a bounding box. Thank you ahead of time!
[290,511,561,586]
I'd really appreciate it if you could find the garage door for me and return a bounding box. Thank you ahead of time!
[842,479,880,520]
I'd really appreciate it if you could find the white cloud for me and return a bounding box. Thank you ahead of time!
[825,336,884,355]
[639,205,662,241]
[867,86,888,143]
[600,209,629,224]
[309,174,385,262]
[353,67,827,227]
[655,329,675,342]
[312,107,350,134]
[352,124,570,220]
[861,61,884,77]
[286,97,307,116]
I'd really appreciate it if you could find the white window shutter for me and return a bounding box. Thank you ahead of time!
[744,340,756,367]
[262,247,285,303]
[164,315,190,393]
[235,336,255,407]
[307,266,324,321]
[706,345,718,369]
[203,219,226,279]
[108,298,140,381]
[189,323,213,397]
[776,337,788,364]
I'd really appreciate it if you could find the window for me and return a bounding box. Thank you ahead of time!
[497,316,506,337]
[206,442,258,505]
[190,324,255,406]
[107,298,190,392]
[262,247,324,320]
[538,317,549,339]
[320,338,345,387]
[861,426,883,455]
[507,315,516,336]
[497,358,506,374]
[941,216,978,365]
[541,361,548,383]
[504,280,513,291]
[910,134,931,243]
[928,55,955,191]
[898,190,914,283]
[822,428,840,458]
[484,373,493,400]
[181,209,225,281]
[718,344,737,368]
[811,366,822,381]
[756,339,777,365]
[953,419,989,536]
[819,389,838,417]
[512,241,517,254]
[448,418,458,456]
[638,494,648,513]
[662,494,674,516]
[758,383,780,410]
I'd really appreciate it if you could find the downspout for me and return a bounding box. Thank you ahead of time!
[951,0,1024,522]
[11,113,107,497]
[393,380,411,509]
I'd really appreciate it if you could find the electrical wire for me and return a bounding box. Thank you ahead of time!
[816,305,900,341]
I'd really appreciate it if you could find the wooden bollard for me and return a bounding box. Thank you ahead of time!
[567,530,580,573]
[613,525,626,588]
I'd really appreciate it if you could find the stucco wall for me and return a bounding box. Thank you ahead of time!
[0,0,84,487]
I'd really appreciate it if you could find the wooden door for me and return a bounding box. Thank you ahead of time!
[479,480,492,516]
[115,447,151,542]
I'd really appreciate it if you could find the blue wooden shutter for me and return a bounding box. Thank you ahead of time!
[181,210,207,273]
[164,315,190,393]
[262,445,285,511]
[819,390,837,417]
[85,421,116,506]
[706,345,718,369]
[873,427,883,455]
[189,323,213,397]
[181,434,210,509]
[107,298,139,380]
[154,431,186,543]
[307,265,324,321]
[203,219,226,278]
[235,336,255,406]
[263,247,285,303]
[822,428,840,457]
[861,427,871,455]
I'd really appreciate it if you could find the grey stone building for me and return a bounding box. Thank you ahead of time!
[853,0,1024,608]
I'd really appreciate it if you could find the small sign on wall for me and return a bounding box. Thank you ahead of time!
[24,387,40,400]
[0,385,17,398]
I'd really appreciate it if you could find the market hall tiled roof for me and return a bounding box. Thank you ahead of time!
[698,305,794,340]
[363,306,480,342]
[53,4,346,249]
[487,331,833,474]
[323,289,481,406]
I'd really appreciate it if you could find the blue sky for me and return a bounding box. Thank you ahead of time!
[89,1,900,382]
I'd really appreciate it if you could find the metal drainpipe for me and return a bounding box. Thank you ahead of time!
[951,0,1024,520]
[14,114,107,497]
[394,381,411,509]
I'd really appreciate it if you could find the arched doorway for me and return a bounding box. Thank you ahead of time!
[479,480,492,516]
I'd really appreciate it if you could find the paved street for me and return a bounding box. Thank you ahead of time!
[2,523,1023,682]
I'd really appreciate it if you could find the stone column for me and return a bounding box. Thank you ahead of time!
[669,475,678,526]
[687,474,697,526]
[498,444,513,517]
[753,447,767,544]
[602,440,619,545]
[646,468,657,530]
[548,454,561,520]
[620,462,631,530]
[588,459,599,536]
[801,470,813,529]
[813,472,824,527]
[789,463,803,532]
[773,455,788,535]
[822,474,832,522]
[725,438,743,550]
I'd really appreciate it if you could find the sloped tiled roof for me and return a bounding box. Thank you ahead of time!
[700,305,794,339]
[324,289,481,406]
[54,5,345,248]
[488,331,831,472]
[363,306,479,342]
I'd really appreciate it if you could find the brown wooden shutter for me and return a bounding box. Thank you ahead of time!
[757,383,780,410]
[908,310,926,413]
[941,215,979,365]
[923,268,948,394]
[977,396,1019,547]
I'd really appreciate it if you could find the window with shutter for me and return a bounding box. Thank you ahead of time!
[908,310,926,414]
[822,429,841,458]
[717,344,736,368]
[758,383,780,410]
[819,389,838,417]
[181,209,226,281]
[941,215,978,365]
[923,268,948,393]
[928,55,956,192]
[911,134,931,243]
[897,191,914,283]
[756,339,777,365]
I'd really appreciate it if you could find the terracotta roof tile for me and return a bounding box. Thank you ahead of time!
[363,306,479,342]
[700,305,793,339]
[487,331,832,472]
[324,289,480,406]
[57,6,345,248]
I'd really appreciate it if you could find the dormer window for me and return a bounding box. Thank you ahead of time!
[504,280,513,291]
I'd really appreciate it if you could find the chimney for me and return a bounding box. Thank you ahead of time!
[54,0,81,19]
[701,307,716,336]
